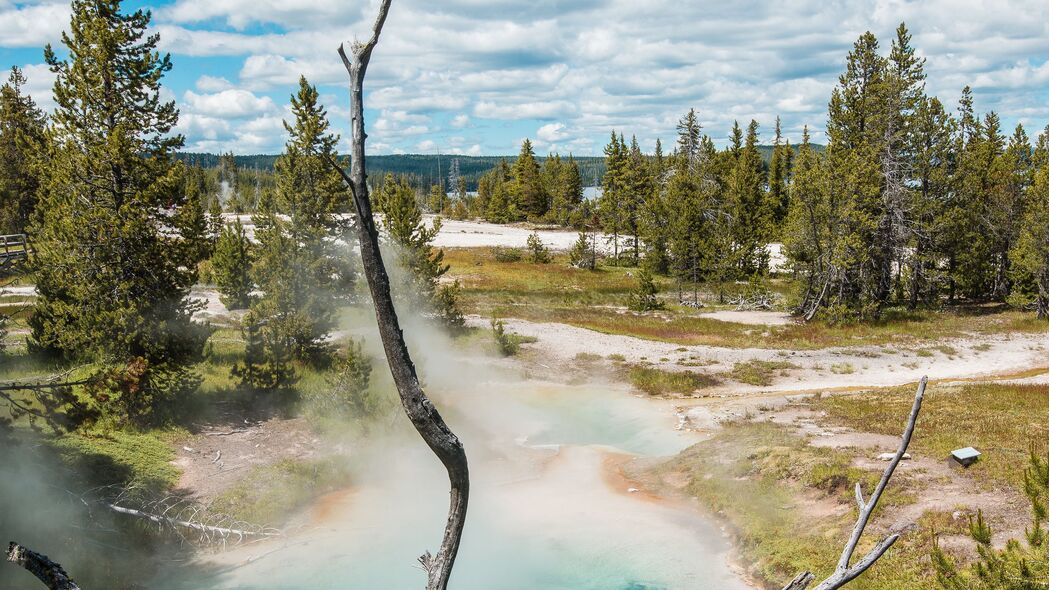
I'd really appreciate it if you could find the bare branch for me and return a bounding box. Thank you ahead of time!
[781,377,927,590]
[335,1,469,589]
[6,542,81,590]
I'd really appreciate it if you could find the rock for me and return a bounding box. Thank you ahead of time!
[182,446,195,453]
[627,488,639,493]
[878,452,911,461]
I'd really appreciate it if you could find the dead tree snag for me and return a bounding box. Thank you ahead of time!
[781,377,927,590]
[332,2,470,589]
[6,543,81,590]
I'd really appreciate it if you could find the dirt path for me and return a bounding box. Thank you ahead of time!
[172,417,329,503]
[485,317,1049,395]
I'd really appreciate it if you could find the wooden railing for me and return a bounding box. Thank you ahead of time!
[0,234,29,265]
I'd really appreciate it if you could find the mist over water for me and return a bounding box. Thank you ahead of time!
[148,306,749,590]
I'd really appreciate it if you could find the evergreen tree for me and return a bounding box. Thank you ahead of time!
[629,268,664,312]
[676,108,702,171]
[726,120,771,275]
[0,66,46,235]
[767,117,790,231]
[177,164,213,263]
[568,230,597,270]
[509,139,546,219]
[783,128,835,319]
[526,231,551,264]
[480,160,513,223]
[384,175,464,329]
[251,76,351,367]
[212,219,254,309]
[1010,126,1049,318]
[666,137,713,304]
[428,183,447,214]
[599,132,627,262]
[910,96,956,308]
[621,135,651,265]
[233,310,296,392]
[30,0,207,422]
[324,339,381,420]
[641,138,671,275]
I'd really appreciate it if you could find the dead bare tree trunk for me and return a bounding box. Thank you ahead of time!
[332,2,469,589]
[781,377,927,590]
[6,543,81,590]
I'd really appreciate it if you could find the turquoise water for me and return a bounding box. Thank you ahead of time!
[153,377,749,590]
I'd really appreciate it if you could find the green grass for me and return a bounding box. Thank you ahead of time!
[814,382,1049,490]
[211,457,352,526]
[49,428,183,493]
[728,360,798,386]
[626,365,719,395]
[660,420,949,590]
[444,248,1049,350]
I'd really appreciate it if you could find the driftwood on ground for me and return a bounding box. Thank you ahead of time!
[780,376,927,590]
[331,1,470,589]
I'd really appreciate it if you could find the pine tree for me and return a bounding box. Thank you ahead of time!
[233,309,296,392]
[251,76,351,367]
[783,128,834,319]
[30,0,208,422]
[641,138,671,275]
[599,132,627,262]
[568,230,597,270]
[910,96,956,308]
[676,108,702,171]
[212,219,254,309]
[726,120,771,276]
[384,175,464,329]
[177,164,213,263]
[622,135,651,265]
[480,160,512,223]
[0,66,46,235]
[324,339,380,420]
[428,183,447,214]
[526,231,551,264]
[767,117,790,231]
[509,139,546,219]
[666,135,713,304]
[1009,126,1049,318]
[629,268,664,312]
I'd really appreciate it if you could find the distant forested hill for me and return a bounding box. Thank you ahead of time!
[176,153,606,190]
[176,144,821,190]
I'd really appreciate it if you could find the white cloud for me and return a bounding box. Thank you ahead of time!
[475,100,575,120]
[32,0,1042,154]
[182,89,278,119]
[536,122,570,142]
[196,75,234,92]
[0,2,68,47]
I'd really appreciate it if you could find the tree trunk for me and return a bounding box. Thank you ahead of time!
[6,543,80,590]
[334,3,469,588]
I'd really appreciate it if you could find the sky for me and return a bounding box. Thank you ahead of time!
[1,0,1048,156]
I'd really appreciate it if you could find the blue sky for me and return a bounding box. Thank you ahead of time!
[2,0,1048,156]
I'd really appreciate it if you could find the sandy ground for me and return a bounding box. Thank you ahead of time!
[173,417,329,503]
[698,310,793,325]
[218,213,789,269]
[479,316,1049,396]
